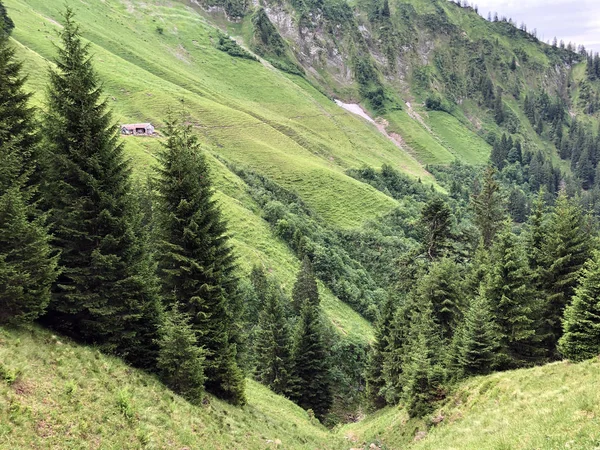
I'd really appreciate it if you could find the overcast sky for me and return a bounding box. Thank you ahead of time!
[470,0,600,52]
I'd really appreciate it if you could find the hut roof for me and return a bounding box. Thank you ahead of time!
[122,123,153,129]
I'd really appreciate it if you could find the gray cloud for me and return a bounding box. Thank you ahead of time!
[462,0,600,51]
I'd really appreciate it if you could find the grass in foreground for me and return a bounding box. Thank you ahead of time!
[342,358,600,449]
[0,326,344,449]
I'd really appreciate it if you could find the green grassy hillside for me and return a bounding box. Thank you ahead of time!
[0,326,344,449]
[343,358,600,449]
[4,0,381,342]
[3,326,600,449]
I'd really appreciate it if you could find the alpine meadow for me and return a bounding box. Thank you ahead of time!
[3,0,600,448]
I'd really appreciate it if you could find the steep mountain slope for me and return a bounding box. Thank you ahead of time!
[203,0,597,173]
[6,0,386,341]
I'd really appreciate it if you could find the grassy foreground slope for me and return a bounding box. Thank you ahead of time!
[0,326,345,449]
[3,326,600,449]
[343,359,600,449]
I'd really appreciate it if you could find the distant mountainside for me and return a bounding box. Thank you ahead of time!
[195,0,600,170]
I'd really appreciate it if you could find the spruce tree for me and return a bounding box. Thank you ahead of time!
[484,222,539,368]
[156,307,206,404]
[365,295,395,409]
[525,189,548,274]
[558,251,600,361]
[0,188,58,324]
[291,256,319,313]
[41,9,161,368]
[418,196,453,260]
[401,302,445,418]
[417,258,464,341]
[254,285,295,396]
[0,31,58,324]
[455,294,500,377]
[291,300,332,421]
[540,191,593,356]
[381,294,413,405]
[472,166,505,247]
[155,115,245,405]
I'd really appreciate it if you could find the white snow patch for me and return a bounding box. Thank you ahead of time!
[334,100,375,123]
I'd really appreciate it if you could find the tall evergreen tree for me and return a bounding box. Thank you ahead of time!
[365,295,395,408]
[0,188,58,324]
[41,10,161,367]
[254,285,295,396]
[292,256,319,313]
[540,191,593,356]
[484,222,540,367]
[558,251,600,361]
[453,293,500,377]
[471,166,505,247]
[291,300,333,421]
[400,301,445,418]
[418,196,453,260]
[417,258,464,341]
[0,31,58,324]
[156,114,245,405]
[524,189,548,275]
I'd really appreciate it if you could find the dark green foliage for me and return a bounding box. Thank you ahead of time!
[0,32,58,325]
[326,334,368,423]
[524,190,547,283]
[0,1,13,35]
[292,256,319,313]
[558,251,600,361]
[507,188,528,223]
[291,301,333,421]
[155,115,245,405]
[365,296,395,408]
[0,34,39,189]
[215,31,257,61]
[453,294,500,377]
[381,294,413,405]
[254,286,295,396]
[353,56,386,111]
[471,166,505,247]
[417,258,464,341]
[540,191,593,356]
[157,308,206,404]
[246,264,269,325]
[401,303,445,418]
[347,165,431,203]
[418,196,453,260]
[0,188,58,325]
[41,10,161,368]
[484,222,540,367]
